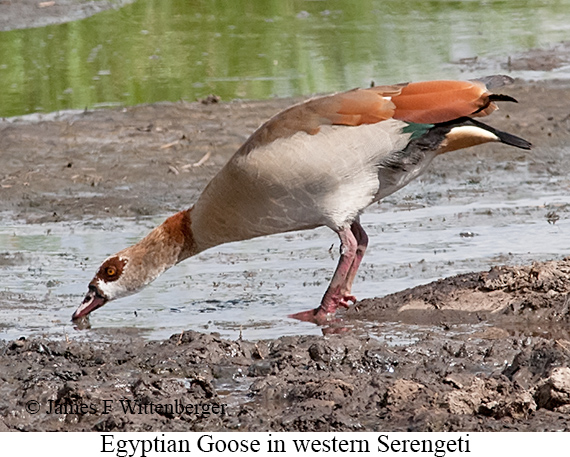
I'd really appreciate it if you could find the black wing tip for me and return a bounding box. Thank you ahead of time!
[497,132,532,151]
[459,117,532,150]
[499,132,532,150]
[489,93,518,104]
[483,123,532,150]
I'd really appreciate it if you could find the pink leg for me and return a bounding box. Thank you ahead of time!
[290,220,368,325]
[318,226,358,314]
[340,220,368,300]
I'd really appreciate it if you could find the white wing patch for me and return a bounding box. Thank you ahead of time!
[449,125,500,142]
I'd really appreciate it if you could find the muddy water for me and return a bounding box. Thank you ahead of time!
[1,147,568,342]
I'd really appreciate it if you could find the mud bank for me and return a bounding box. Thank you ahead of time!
[2,259,570,431]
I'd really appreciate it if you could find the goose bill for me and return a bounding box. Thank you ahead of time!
[73,287,107,320]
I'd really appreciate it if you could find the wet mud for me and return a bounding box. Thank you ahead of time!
[3,258,570,431]
[1,8,570,429]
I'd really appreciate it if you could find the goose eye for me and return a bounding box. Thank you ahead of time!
[106,266,117,276]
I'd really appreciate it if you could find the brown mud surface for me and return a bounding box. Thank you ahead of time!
[2,9,570,427]
[3,259,570,431]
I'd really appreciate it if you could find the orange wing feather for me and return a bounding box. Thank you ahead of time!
[391,80,494,124]
[239,79,508,155]
[323,87,401,126]
[238,85,403,154]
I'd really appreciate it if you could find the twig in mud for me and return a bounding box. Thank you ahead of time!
[181,150,212,170]
[555,338,570,353]
[161,140,180,150]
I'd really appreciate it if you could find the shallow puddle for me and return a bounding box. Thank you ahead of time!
[1,151,568,342]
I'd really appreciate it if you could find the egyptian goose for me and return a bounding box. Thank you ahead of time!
[73,76,530,325]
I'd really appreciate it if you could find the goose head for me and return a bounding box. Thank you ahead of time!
[73,253,139,320]
[72,210,197,320]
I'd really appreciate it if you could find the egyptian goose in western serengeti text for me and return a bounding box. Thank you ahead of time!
[73,75,531,326]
